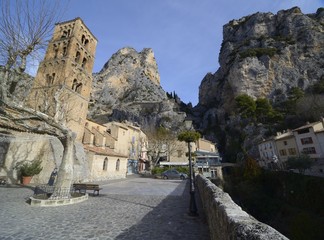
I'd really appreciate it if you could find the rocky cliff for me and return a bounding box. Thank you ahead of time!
[199,7,323,109]
[195,7,324,157]
[89,47,186,130]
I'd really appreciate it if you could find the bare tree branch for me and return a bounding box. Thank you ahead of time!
[0,0,64,100]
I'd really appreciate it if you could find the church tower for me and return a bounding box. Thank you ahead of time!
[27,18,97,140]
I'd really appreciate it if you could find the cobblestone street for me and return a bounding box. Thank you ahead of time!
[0,176,210,240]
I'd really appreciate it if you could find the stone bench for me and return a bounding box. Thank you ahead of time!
[73,183,102,196]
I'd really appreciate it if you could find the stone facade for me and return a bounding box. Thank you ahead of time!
[104,121,149,173]
[0,131,63,184]
[258,119,324,174]
[85,146,128,181]
[293,120,324,159]
[196,175,288,240]
[0,18,136,184]
[26,18,97,141]
[82,119,129,180]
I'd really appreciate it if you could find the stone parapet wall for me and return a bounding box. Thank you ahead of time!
[196,175,289,240]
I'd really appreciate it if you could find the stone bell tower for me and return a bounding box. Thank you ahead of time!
[26,18,97,140]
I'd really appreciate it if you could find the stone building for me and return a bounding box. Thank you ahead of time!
[1,18,149,183]
[258,131,298,169]
[82,120,128,181]
[258,118,324,176]
[104,121,149,174]
[26,18,97,141]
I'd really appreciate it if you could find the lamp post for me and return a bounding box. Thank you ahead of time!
[178,119,200,216]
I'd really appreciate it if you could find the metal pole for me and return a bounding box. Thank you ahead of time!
[188,141,198,216]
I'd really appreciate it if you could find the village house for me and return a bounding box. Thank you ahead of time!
[258,131,298,169]
[104,121,149,174]
[160,137,223,179]
[258,118,324,176]
[195,138,222,179]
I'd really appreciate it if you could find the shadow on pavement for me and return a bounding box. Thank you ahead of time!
[114,180,210,240]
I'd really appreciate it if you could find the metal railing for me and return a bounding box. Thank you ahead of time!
[33,184,78,199]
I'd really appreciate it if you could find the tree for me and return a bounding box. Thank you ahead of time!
[146,127,181,168]
[177,130,201,143]
[235,94,256,119]
[242,155,261,180]
[284,87,305,114]
[255,98,283,123]
[0,0,62,101]
[309,78,324,94]
[0,0,75,199]
[286,155,313,174]
[255,98,272,122]
[296,95,324,122]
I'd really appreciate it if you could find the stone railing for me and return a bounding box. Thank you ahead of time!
[196,175,289,240]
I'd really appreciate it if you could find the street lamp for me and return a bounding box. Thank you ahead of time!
[178,119,200,216]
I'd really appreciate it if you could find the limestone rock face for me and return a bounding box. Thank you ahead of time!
[89,47,186,130]
[198,7,324,113]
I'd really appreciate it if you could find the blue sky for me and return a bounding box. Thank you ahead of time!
[61,0,323,106]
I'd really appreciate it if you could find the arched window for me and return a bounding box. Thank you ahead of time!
[84,39,89,47]
[81,35,85,44]
[72,79,77,90]
[75,51,80,63]
[116,159,120,171]
[103,158,108,171]
[61,30,68,39]
[82,57,87,68]
[46,74,51,86]
[54,49,58,58]
[51,73,55,84]
[63,47,67,56]
[76,83,82,94]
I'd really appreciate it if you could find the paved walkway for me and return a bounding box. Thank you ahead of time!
[0,175,210,240]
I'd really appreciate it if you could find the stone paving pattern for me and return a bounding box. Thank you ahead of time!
[0,176,210,240]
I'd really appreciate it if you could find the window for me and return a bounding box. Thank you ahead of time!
[72,79,77,90]
[279,149,287,156]
[61,30,68,39]
[51,73,55,84]
[75,83,82,94]
[54,49,58,58]
[75,51,80,63]
[116,159,120,171]
[301,137,313,145]
[46,74,51,85]
[288,148,297,155]
[103,158,108,171]
[82,57,87,68]
[302,147,316,154]
[63,47,67,56]
[283,141,287,146]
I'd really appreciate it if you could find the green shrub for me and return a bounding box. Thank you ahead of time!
[15,159,43,176]
[239,47,277,59]
[151,166,167,175]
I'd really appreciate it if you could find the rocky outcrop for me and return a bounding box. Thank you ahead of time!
[194,7,324,154]
[198,7,324,118]
[89,47,187,130]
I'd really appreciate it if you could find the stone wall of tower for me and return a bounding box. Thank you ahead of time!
[26,18,97,141]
